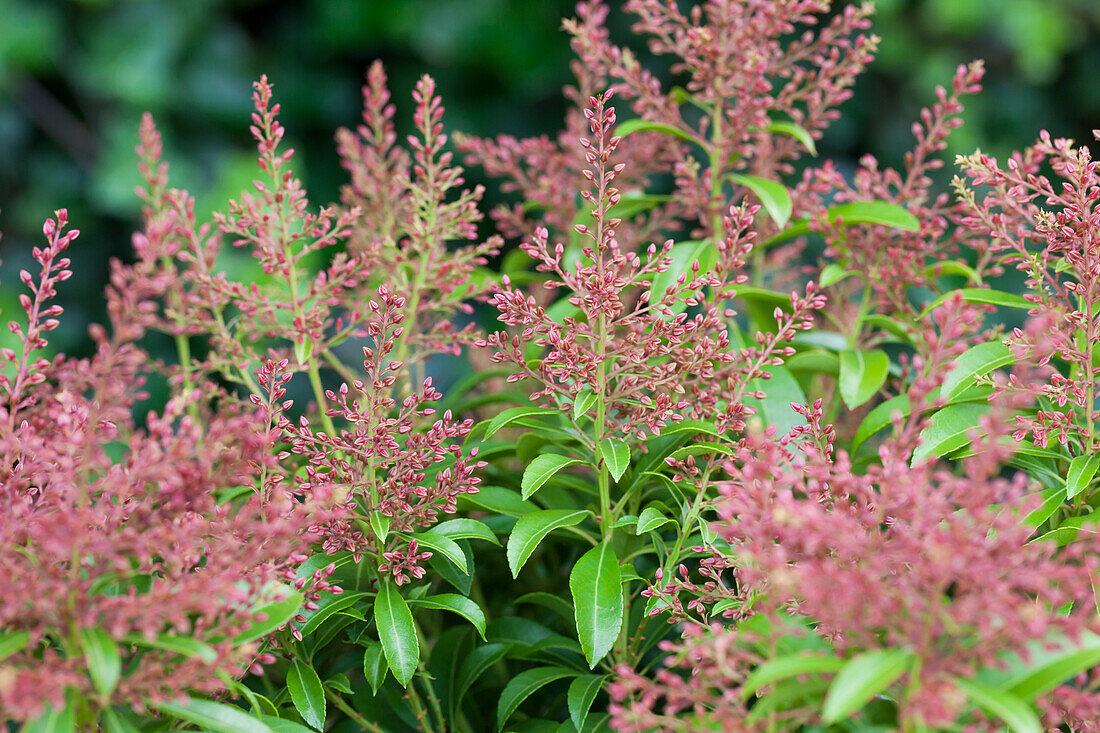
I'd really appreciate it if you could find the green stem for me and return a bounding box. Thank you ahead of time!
[327,688,385,733]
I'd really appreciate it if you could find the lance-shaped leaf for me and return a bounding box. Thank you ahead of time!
[598,438,630,482]
[407,594,487,640]
[729,173,793,227]
[287,660,326,730]
[570,541,624,668]
[838,349,889,409]
[522,454,585,500]
[821,649,914,723]
[508,510,590,577]
[374,580,419,686]
[497,666,578,732]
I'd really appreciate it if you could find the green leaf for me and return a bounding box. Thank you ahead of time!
[516,592,575,622]
[741,653,846,698]
[458,485,536,518]
[522,454,585,500]
[940,341,1013,400]
[263,718,317,733]
[0,631,29,662]
[374,580,420,687]
[919,288,1031,318]
[570,541,624,669]
[1003,633,1100,699]
[573,389,597,422]
[838,349,889,409]
[646,239,717,312]
[508,510,590,577]
[1024,486,1067,528]
[484,406,561,439]
[851,395,908,452]
[497,666,578,731]
[411,531,469,574]
[762,201,919,250]
[369,511,390,543]
[926,260,981,284]
[21,697,75,733]
[614,118,708,149]
[821,649,914,723]
[766,120,818,156]
[956,678,1041,733]
[101,709,142,733]
[598,439,630,482]
[121,632,217,664]
[729,173,793,227]
[819,263,854,288]
[298,591,370,637]
[362,643,388,695]
[287,660,326,730]
[455,642,511,712]
[151,697,274,733]
[911,403,989,465]
[407,594,487,640]
[636,506,673,534]
[744,365,807,436]
[80,627,121,697]
[432,518,501,545]
[236,587,303,643]
[1067,454,1100,500]
[568,674,607,732]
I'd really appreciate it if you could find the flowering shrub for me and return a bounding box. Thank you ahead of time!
[4,1,1100,732]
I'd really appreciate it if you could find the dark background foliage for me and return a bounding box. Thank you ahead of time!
[1,0,1098,357]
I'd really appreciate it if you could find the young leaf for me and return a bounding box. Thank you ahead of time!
[573,389,597,422]
[728,173,793,227]
[956,678,1041,733]
[432,518,501,545]
[568,674,607,732]
[765,120,818,156]
[911,403,989,465]
[570,540,624,669]
[838,349,889,409]
[374,580,419,686]
[457,485,535,517]
[819,263,854,288]
[362,643,388,695]
[497,666,578,732]
[80,627,121,697]
[411,531,469,574]
[507,510,590,577]
[740,653,846,698]
[1066,454,1100,500]
[636,506,673,534]
[598,438,630,482]
[369,511,390,543]
[484,406,561,439]
[940,341,1013,399]
[614,118,708,149]
[821,649,914,723]
[407,594,487,640]
[152,697,274,733]
[522,454,585,500]
[287,660,326,731]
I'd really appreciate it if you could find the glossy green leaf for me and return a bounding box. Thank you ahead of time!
[647,239,716,310]
[851,395,908,452]
[455,642,511,712]
[262,719,316,733]
[298,591,370,637]
[927,260,982,284]
[956,678,1041,733]
[508,510,590,577]
[484,407,561,439]
[1003,633,1100,699]
[570,541,624,669]
[374,580,419,687]
[821,649,914,723]
[362,642,388,695]
[568,674,607,732]
[1024,486,1067,528]
[766,120,818,156]
[573,389,597,422]
[911,403,989,465]
[741,654,846,698]
[941,341,1013,400]
[1066,454,1100,500]
[120,633,217,664]
[235,588,303,643]
[411,531,469,574]
[819,262,854,287]
[729,173,793,227]
[407,594,487,640]
[497,666,578,731]
[636,506,673,534]
[21,697,75,733]
[101,709,142,733]
[744,365,807,436]
[614,118,708,149]
[522,454,585,500]
[369,511,390,543]
[516,592,575,622]
[919,288,1031,318]
[287,660,326,730]
[762,201,919,249]
[152,697,273,733]
[598,438,630,482]
[838,349,889,409]
[432,518,500,545]
[80,627,121,697]
[458,485,536,517]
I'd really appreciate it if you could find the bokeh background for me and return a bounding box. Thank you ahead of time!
[1,0,1099,358]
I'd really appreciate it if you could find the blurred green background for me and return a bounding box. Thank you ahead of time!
[1,0,1098,357]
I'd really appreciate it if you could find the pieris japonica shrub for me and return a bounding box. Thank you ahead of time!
[3,1,1100,732]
